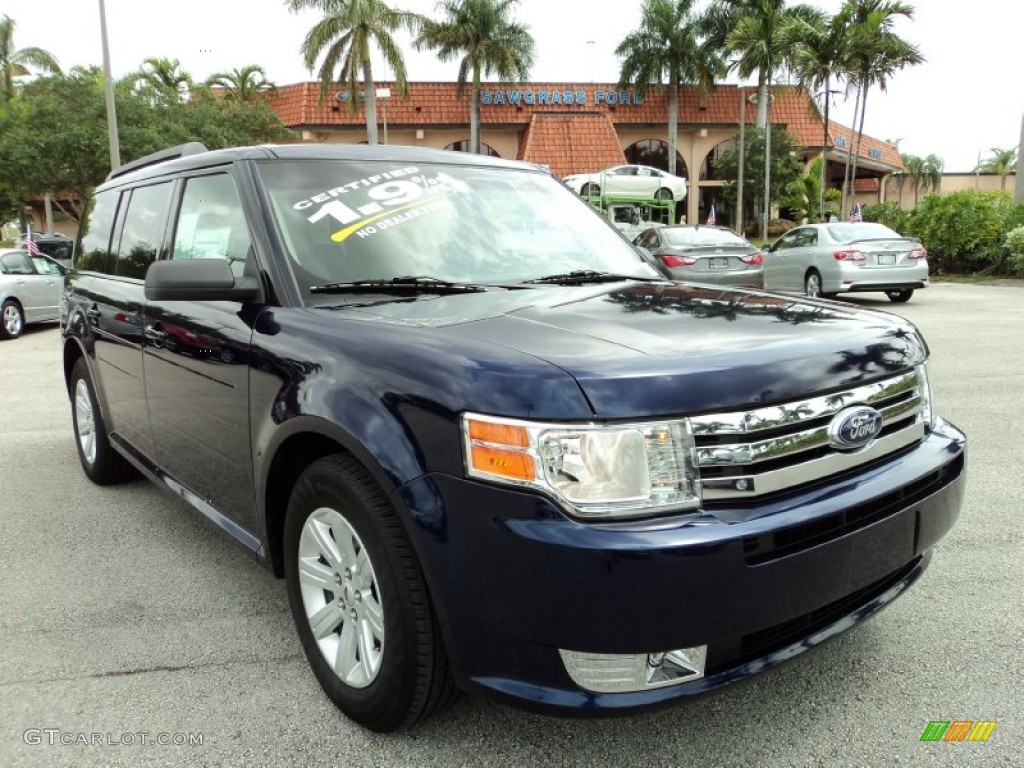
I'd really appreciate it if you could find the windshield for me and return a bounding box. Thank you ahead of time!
[827,222,902,243]
[663,227,749,247]
[256,160,655,298]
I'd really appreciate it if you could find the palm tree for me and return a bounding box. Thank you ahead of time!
[132,57,193,102]
[206,65,277,102]
[288,0,420,146]
[414,0,534,155]
[782,8,851,219]
[616,0,724,178]
[922,153,943,197]
[977,147,1018,190]
[0,14,61,103]
[840,0,922,214]
[700,0,820,128]
[902,152,942,206]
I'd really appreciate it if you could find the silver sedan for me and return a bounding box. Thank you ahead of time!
[762,222,928,302]
[0,250,66,339]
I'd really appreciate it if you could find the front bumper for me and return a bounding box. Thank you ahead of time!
[394,419,965,714]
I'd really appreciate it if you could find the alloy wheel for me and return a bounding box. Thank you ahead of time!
[297,507,385,688]
[3,304,22,337]
[74,379,97,465]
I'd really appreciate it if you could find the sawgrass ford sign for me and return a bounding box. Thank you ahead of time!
[480,88,645,106]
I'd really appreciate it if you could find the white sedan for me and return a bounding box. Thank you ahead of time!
[563,165,688,202]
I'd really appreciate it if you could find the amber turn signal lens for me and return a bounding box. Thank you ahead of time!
[467,419,529,447]
[470,445,535,481]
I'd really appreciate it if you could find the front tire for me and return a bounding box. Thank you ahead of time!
[886,288,914,303]
[284,455,456,732]
[70,358,136,484]
[1,299,24,339]
[580,182,600,197]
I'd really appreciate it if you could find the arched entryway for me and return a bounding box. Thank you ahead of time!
[444,140,501,157]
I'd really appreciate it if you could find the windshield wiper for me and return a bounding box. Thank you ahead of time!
[522,270,658,285]
[310,276,487,295]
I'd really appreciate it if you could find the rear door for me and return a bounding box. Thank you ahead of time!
[0,251,52,321]
[27,255,65,321]
[142,168,262,530]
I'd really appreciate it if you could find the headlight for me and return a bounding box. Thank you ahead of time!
[916,363,935,430]
[462,413,701,520]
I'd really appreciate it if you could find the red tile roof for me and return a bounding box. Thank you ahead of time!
[518,113,625,178]
[266,82,901,169]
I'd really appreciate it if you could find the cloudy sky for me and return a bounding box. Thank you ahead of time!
[6,0,1018,172]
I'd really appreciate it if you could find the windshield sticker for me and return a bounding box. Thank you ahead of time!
[291,168,470,243]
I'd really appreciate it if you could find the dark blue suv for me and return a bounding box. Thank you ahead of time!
[63,143,966,731]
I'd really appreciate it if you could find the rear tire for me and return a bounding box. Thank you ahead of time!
[284,455,457,732]
[886,288,914,303]
[70,358,137,484]
[1,299,24,339]
[804,270,824,298]
[654,187,673,201]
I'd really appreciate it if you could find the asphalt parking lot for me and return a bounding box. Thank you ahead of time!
[1,282,1020,767]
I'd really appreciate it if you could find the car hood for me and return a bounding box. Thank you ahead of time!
[328,282,927,419]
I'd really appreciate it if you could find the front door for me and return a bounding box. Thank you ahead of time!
[142,169,261,530]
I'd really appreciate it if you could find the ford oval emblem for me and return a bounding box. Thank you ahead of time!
[828,406,883,450]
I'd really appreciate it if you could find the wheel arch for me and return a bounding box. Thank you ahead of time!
[63,335,87,393]
[261,417,409,579]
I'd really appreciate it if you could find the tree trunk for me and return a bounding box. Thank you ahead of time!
[848,85,869,215]
[471,64,481,154]
[819,76,830,220]
[667,76,678,177]
[841,84,861,217]
[756,71,768,128]
[362,58,378,145]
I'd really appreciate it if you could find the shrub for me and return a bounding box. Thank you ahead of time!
[902,190,1024,273]
[767,218,796,238]
[863,201,911,234]
[1004,225,1024,277]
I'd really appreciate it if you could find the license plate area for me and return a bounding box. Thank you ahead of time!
[877,253,897,266]
[708,257,731,270]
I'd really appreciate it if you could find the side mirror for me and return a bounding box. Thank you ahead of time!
[145,259,262,303]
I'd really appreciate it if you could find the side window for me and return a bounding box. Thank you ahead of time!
[1,251,33,274]
[114,182,174,279]
[774,232,796,251]
[31,256,62,276]
[804,230,818,247]
[171,174,252,276]
[77,190,120,273]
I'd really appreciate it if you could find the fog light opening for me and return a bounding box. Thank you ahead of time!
[560,646,707,693]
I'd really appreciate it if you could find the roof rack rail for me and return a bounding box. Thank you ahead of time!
[106,142,209,182]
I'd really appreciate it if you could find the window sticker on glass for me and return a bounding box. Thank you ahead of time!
[290,167,470,243]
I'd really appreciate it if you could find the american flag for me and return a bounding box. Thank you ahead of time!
[849,203,862,223]
[24,226,41,256]
[707,204,716,225]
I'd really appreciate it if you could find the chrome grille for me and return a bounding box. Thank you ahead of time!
[691,370,925,500]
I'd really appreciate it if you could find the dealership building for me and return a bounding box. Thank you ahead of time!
[267,81,902,227]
